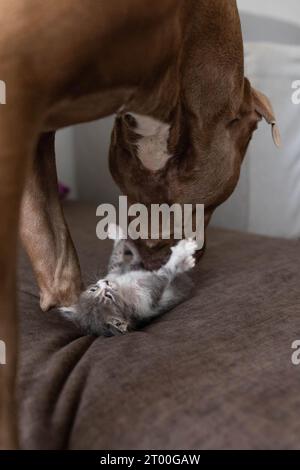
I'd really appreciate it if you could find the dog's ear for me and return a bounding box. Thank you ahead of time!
[252,87,281,148]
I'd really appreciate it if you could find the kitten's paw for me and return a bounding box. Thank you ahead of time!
[107,223,125,241]
[174,253,196,274]
[170,239,197,273]
[180,254,196,272]
[171,238,198,258]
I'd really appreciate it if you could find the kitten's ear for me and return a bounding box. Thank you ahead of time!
[106,317,129,336]
[59,305,77,319]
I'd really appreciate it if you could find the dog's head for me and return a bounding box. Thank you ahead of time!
[109,76,280,269]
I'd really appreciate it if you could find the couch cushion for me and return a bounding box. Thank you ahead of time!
[17,203,300,449]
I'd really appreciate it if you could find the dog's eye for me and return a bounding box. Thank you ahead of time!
[89,286,98,292]
[229,116,241,126]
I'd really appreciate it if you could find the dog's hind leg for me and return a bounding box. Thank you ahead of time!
[20,132,82,311]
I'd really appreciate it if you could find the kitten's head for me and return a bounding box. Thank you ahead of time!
[61,279,135,336]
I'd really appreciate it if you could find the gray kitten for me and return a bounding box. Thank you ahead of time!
[60,224,197,336]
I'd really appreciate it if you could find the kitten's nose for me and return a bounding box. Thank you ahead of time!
[97,280,107,290]
[97,279,112,291]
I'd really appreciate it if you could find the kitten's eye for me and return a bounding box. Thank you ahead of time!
[89,286,98,293]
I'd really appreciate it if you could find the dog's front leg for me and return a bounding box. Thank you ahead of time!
[20,132,82,311]
[0,99,40,448]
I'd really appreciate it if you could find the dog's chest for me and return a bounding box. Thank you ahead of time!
[128,113,173,172]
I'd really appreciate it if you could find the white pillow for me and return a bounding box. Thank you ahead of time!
[213,42,300,238]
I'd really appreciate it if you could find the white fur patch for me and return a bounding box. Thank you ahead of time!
[129,113,172,172]
[168,239,197,274]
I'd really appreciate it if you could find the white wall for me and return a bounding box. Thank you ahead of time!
[212,4,300,238]
[237,0,300,26]
[73,118,120,204]
[56,128,78,199]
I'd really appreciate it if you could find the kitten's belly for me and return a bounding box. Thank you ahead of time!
[109,271,154,318]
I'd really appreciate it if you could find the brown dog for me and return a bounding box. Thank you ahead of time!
[0,0,279,448]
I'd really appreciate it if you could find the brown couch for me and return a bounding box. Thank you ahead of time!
[17,203,300,449]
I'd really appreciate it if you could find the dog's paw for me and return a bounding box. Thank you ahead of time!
[107,223,125,241]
